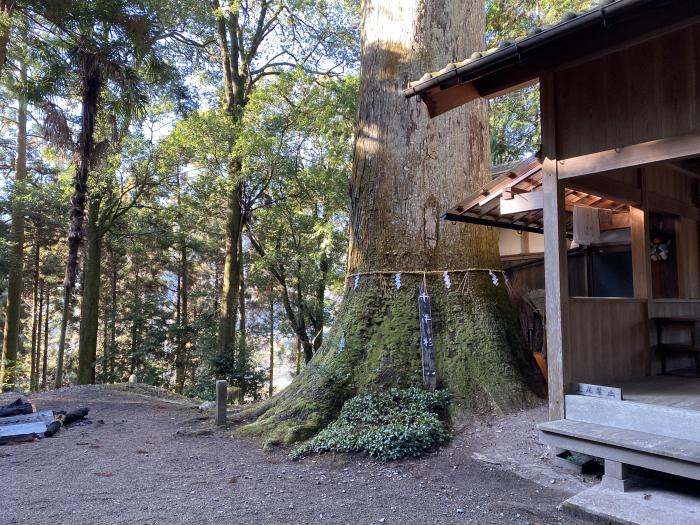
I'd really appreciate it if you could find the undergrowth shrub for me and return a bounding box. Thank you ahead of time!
[289,387,451,461]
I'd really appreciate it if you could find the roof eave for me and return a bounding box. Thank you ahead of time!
[404,0,700,118]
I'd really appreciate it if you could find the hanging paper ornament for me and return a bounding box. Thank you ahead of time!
[353,274,360,290]
[650,238,671,262]
[443,271,451,289]
[395,272,402,289]
[489,270,499,286]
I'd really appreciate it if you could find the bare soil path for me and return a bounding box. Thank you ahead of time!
[2,385,592,525]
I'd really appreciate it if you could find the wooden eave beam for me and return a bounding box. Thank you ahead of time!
[449,159,542,216]
[477,165,543,206]
[566,178,642,206]
[557,133,700,180]
[422,82,481,119]
[568,176,699,220]
[442,212,544,235]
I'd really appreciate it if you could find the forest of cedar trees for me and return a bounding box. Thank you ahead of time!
[0,1,590,447]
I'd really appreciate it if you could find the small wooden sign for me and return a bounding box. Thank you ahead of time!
[418,284,437,391]
[570,383,623,401]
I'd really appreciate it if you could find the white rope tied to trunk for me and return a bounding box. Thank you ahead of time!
[344,268,510,293]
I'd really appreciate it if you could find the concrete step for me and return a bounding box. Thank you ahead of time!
[565,394,700,442]
[539,419,700,464]
[562,482,700,525]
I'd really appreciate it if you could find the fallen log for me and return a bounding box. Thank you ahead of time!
[44,414,65,437]
[63,407,89,426]
[0,398,33,418]
[44,408,89,438]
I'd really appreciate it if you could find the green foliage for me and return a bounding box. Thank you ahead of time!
[289,388,452,461]
[208,347,269,400]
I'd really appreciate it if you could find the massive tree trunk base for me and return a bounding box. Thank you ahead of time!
[236,274,544,448]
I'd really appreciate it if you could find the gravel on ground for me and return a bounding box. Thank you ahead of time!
[2,385,593,525]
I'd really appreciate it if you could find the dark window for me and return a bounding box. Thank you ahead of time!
[590,249,633,297]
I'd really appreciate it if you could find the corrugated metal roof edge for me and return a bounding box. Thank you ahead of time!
[402,0,652,99]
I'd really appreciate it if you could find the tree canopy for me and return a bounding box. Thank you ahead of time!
[0,0,555,401]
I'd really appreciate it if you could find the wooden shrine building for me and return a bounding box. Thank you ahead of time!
[405,0,700,498]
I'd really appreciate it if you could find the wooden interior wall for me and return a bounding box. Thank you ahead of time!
[643,164,699,299]
[554,25,700,160]
[566,165,699,300]
[644,165,696,203]
[678,218,700,298]
[648,300,700,372]
[567,298,648,385]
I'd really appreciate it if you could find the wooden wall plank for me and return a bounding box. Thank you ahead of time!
[677,217,700,298]
[555,25,700,159]
[567,299,648,385]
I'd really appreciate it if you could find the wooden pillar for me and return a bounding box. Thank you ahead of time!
[541,74,569,421]
[520,231,530,254]
[631,170,653,375]
[630,206,651,299]
[631,170,652,299]
[215,379,227,426]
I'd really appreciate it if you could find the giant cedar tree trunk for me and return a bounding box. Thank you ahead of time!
[77,196,101,384]
[0,57,26,391]
[239,0,541,447]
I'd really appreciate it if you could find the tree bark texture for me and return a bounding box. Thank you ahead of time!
[29,244,40,391]
[108,245,118,381]
[217,170,243,357]
[211,0,253,361]
[54,286,70,388]
[175,228,188,393]
[1,56,26,391]
[33,278,44,391]
[268,293,274,397]
[77,196,101,384]
[129,265,142,376]
[0,0,15,81]
[238,0,541,447]
[56,52,101,388]
[238,234,246,363]
[41,285,49,389]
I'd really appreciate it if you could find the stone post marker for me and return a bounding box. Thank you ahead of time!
[215,380,227,426]
[128,374,138,384]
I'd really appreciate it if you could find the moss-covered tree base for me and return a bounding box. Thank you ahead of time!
[236,273,543,448]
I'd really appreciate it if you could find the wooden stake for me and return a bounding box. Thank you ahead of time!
[215,380,227,426]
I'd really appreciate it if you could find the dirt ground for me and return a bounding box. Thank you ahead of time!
[2,385,595,525]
